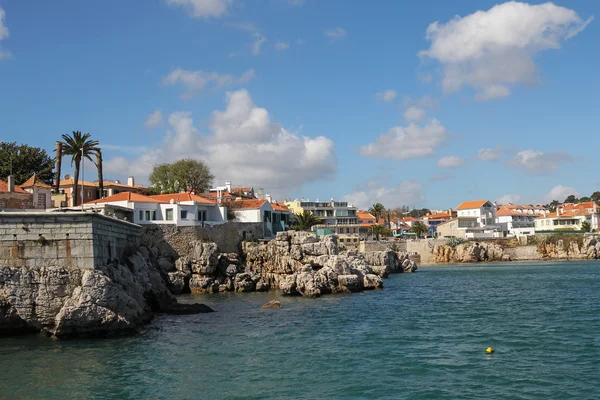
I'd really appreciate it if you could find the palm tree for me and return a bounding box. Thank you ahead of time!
[60,131,100,206]
[369,203,386,224]
[410,221,429,238]
[290,210,324,231]
[369,224,388,241]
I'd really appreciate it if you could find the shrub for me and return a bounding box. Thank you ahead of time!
[446,237,465,247]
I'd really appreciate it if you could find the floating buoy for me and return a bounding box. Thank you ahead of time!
[486,347,494,354]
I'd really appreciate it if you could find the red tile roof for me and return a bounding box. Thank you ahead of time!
[20,174,51,189]
[231,199,267,210]
[271,202,290,212]
[457,200,490,210]
[86,192,163,204]
[357,211,376,220]
[0,180,28,194]
[423,212,452,220]
[150,193,217,205]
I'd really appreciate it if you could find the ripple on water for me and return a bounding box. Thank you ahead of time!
[1,261,600,399]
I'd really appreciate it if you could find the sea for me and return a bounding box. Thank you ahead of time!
[1,261,600,399]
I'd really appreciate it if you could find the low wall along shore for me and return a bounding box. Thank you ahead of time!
[0,212,141,269]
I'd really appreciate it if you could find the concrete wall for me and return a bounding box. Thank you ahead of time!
[0,212,141,269]
[503,245,540,261]
[141,222,264,256]
[406,239,446,265]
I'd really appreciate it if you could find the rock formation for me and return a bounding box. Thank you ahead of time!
[431,241,507,263]
[0,246,213,338]
[159,231,417,298]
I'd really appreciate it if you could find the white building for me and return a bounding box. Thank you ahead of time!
[456,200,497,227]
[534,202,599,232]
[84,192,227,226]
[495,205,541,237]
[231,199,290,237]
[18,174,52,209]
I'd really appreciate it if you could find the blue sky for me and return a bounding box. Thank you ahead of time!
[0,0,598,210]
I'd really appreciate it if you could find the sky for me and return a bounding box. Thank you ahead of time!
[0,0,598,210]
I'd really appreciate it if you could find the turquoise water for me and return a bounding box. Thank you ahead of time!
[2,261,600,399]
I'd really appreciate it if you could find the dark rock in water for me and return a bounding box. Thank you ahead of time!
[261,300,281,309]
[161,303,214,314]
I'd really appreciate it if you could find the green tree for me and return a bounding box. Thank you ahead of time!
[60,131,100,206]
[290,210,324,231]
[0,142,55,185]
[591,192,600,202]
[564,194,578,203]
[410,221,429,238]
[580,221,591,232]
[409,208,431,218]
[149,159,213,194]
[369,224,389,241]
[579,196,591,203]
[369,203,386,222]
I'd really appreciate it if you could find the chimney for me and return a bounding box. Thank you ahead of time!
[7,175,14,192]
[127,176,135,187]
[225,181,232,193]
[266,193,272,203]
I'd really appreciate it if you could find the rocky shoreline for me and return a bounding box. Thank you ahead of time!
[160,231,417,298]
[424,235,600,264]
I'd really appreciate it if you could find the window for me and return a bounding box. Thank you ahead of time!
[139,210,144,221]
[0,199,6,208]
[87,190,92,199]
[346,228,350,234]
[181,210,188,219]
[145,210,151,220]
[152,211,156,220]
[198,210,207,222]
[166,208,173,221]
[37,193,46,208]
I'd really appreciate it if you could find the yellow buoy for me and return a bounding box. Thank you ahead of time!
[486,347,494,354]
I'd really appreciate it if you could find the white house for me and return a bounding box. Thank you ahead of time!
[232,199,290,237]
[534,202,599,232]
[456,200,497,227]
[84,192,227,226]
[495,205,538,237]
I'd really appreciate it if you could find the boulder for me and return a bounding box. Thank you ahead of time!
[261,300,281,308]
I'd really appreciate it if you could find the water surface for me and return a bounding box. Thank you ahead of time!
[1,261,600,399]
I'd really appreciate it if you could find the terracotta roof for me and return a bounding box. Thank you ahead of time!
[231,199,267,210]
[86,192,163,204]
[360,223,376,227]
[150,193,217,205]
[231,187,253,193]
[402,216,417,222]
[271,202,290,212]
[0,180,28,194]
[357,211,376,220]
[200,191,237,199]
[20,174,51,189]
[457,200,490,210]
[423,212,452,220]
[59,179,147,190]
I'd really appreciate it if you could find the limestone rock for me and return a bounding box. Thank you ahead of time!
[262,300,281,308]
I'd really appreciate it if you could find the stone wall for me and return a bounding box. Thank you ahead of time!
[141,222,263,256]
[0,212,141,269]
[358,240,407,253]
[406,239,445,265]
[503,245,540,261]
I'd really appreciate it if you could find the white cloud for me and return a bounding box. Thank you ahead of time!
[163,68,256,99]
[252,33,266,55]
[428,173,454,183]
[402,95,438,109]
[437,155,465,168]
[375,89,397,102]
[418,72,433,83]
[508,149,571,175]
[475,146,502,161]
[359,119,449,161]
[419,2,593,100]
[296,38,306,45]
[104,89,336,198]
[542,185,580,204]
[403,106,426,121]
[496,194,522,205]
[0,7,11,60]
[144,110,163,129]
[274,41,290,51]
[0,8,8,40]
[165,0,231,18]
[324,27,347,40]
[342,179,425,210]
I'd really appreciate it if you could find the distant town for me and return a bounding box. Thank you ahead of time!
[2,137,599,245]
